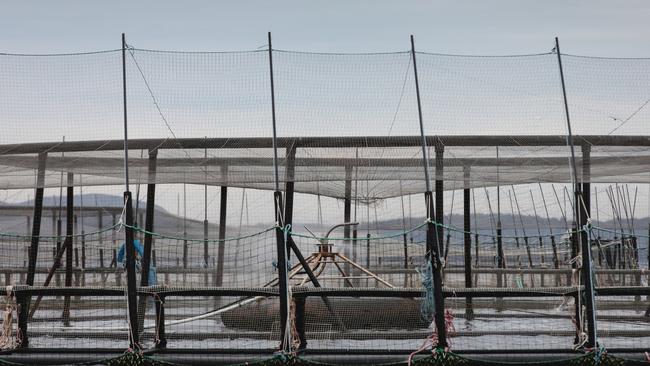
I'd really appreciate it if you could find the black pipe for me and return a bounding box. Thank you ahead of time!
[273,191,290,349]
[284,146,296,261]
[343,165,353,284]
[139,149,157,330]
[124,191,140,347]
[215,166,228,287]
[21,152,47,347]
[463,184,473,319]
[425,190,447,348]
[62,173,74,326]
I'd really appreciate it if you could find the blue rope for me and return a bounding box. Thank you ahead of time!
[418,261,435,322]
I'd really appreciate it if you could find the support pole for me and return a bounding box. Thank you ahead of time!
[62,173,74,326]
[124,191,140,346]
[122,32,140,348]
[556,37,597,348]
[203,143,209,286]
[215,165,228,287]
[343,165,353,284]
[411,34,447,348]
[463,166,473,319]
[582,145,591,223]
[139,149,157,333]
[268,32,291,349]
[140,149,157,287]
[20,151,47,347]
[284,146,297,260]
[435,144,445,267]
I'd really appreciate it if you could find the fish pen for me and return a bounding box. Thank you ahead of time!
[0,35,649,365]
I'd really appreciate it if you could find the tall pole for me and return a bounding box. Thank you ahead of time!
[343,165,353,283]
[411,34,447,348]
[204,142,209,276]
[215,166,228,287]
[25,153,47,291]
[62,173,74,326]
[268,32,291,350]
[122,34,130,193]
[556,37,597,348]
[496,147,504,291]
[139,149,157,335]
[463,166,473,319]
[122,33,139,347]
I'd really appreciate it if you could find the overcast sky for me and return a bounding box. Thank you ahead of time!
[1,0,650,56]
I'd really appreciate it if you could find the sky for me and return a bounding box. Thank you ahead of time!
[1,0,650,57]
[1,0,649,230]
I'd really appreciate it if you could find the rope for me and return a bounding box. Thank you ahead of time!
[124,224,275,243]
[0,223,121,240]
[290,221,429,241]
[418,261,435,323]
[0,286,19,351]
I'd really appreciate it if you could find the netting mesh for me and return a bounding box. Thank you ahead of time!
[0,45,649,365]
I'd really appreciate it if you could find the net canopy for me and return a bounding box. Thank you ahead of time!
[1,44,650,364]
[0,49,648,200]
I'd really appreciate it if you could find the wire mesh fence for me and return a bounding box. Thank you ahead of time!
[0,41,649,365]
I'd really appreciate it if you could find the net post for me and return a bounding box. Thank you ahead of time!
[581,144,591,222]
[123,191,140,347]
[140,148,157,287]
[435,141,445,269]
[555,37,597,348]
[21,151,47,348]
[274,191,290,348]
[463,166,474,319]
[284,144,297,261]
[121,32,139,348]
[268,31,291,350]
[203,140,209,285]
[215,165,228,288]
[138,148,157,330]
[62,173,74,326]
[121,33,130,193]
[343,165,353,284]
[411,34,447,348]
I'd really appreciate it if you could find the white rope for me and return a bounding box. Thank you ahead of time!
[31,296,263,332]
[0,286,19,350]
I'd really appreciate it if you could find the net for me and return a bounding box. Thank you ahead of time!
[0,44,649,365]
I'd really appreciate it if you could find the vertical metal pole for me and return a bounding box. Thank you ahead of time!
[122,33,139,347]
[62,173,74,325]
[268,33,280,193]
[122,33,130,193]
[411,34,447,348]
[268,31,290,349]
[138,149,157,331]
[556,37,597,348]
[26,153,47,287]
[285,146,297,261]
[183,184,188,271]
[435,142,445,268]
[140,149,157,287]
[203,143,209,286]
[463,166,473,319]
[582,145,591,222]
[215,171,228,287]
[496,147,504,292]
[20,152,47,347]
[123,191,139,346]
[343,165,353,284]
